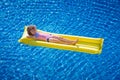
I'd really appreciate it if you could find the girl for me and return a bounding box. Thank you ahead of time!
[27,25,78,45]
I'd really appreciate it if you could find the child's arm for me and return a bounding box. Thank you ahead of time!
[35,37,46,41]
[27,36,36,39]
[27,36,46,41]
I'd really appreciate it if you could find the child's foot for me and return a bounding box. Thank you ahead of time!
[72,39,79,45]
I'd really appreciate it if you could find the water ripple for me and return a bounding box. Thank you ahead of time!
[0,0,120,80]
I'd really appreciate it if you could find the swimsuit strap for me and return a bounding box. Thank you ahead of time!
[34,32,40,38]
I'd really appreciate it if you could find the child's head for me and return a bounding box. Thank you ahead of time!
[27,25,37,36]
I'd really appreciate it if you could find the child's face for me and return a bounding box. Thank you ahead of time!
[30,26,37,35]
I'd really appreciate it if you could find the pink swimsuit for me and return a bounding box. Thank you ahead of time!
[34,32,52,42]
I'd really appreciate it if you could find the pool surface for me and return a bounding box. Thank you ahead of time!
[0,0,120,80]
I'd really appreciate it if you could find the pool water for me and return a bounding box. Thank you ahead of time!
[0,0,120,80]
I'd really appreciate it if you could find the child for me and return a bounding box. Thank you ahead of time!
[27,25,78,45]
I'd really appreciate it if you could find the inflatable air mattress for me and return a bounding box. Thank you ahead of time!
[18,26,104,54]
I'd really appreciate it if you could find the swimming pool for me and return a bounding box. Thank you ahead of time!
[0,0,120,80]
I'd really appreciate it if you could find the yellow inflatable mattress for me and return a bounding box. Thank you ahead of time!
[18,26,104,54]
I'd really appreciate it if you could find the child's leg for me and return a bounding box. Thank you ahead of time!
[49,38,76,45]
[49,38,68,44]
[52,36,78,44]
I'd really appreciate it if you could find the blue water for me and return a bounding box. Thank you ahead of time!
[0,0,120,80]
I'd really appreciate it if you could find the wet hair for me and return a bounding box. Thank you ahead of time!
[27,25,36,36]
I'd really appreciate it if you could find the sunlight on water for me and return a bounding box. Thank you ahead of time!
[0,0,120,80]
